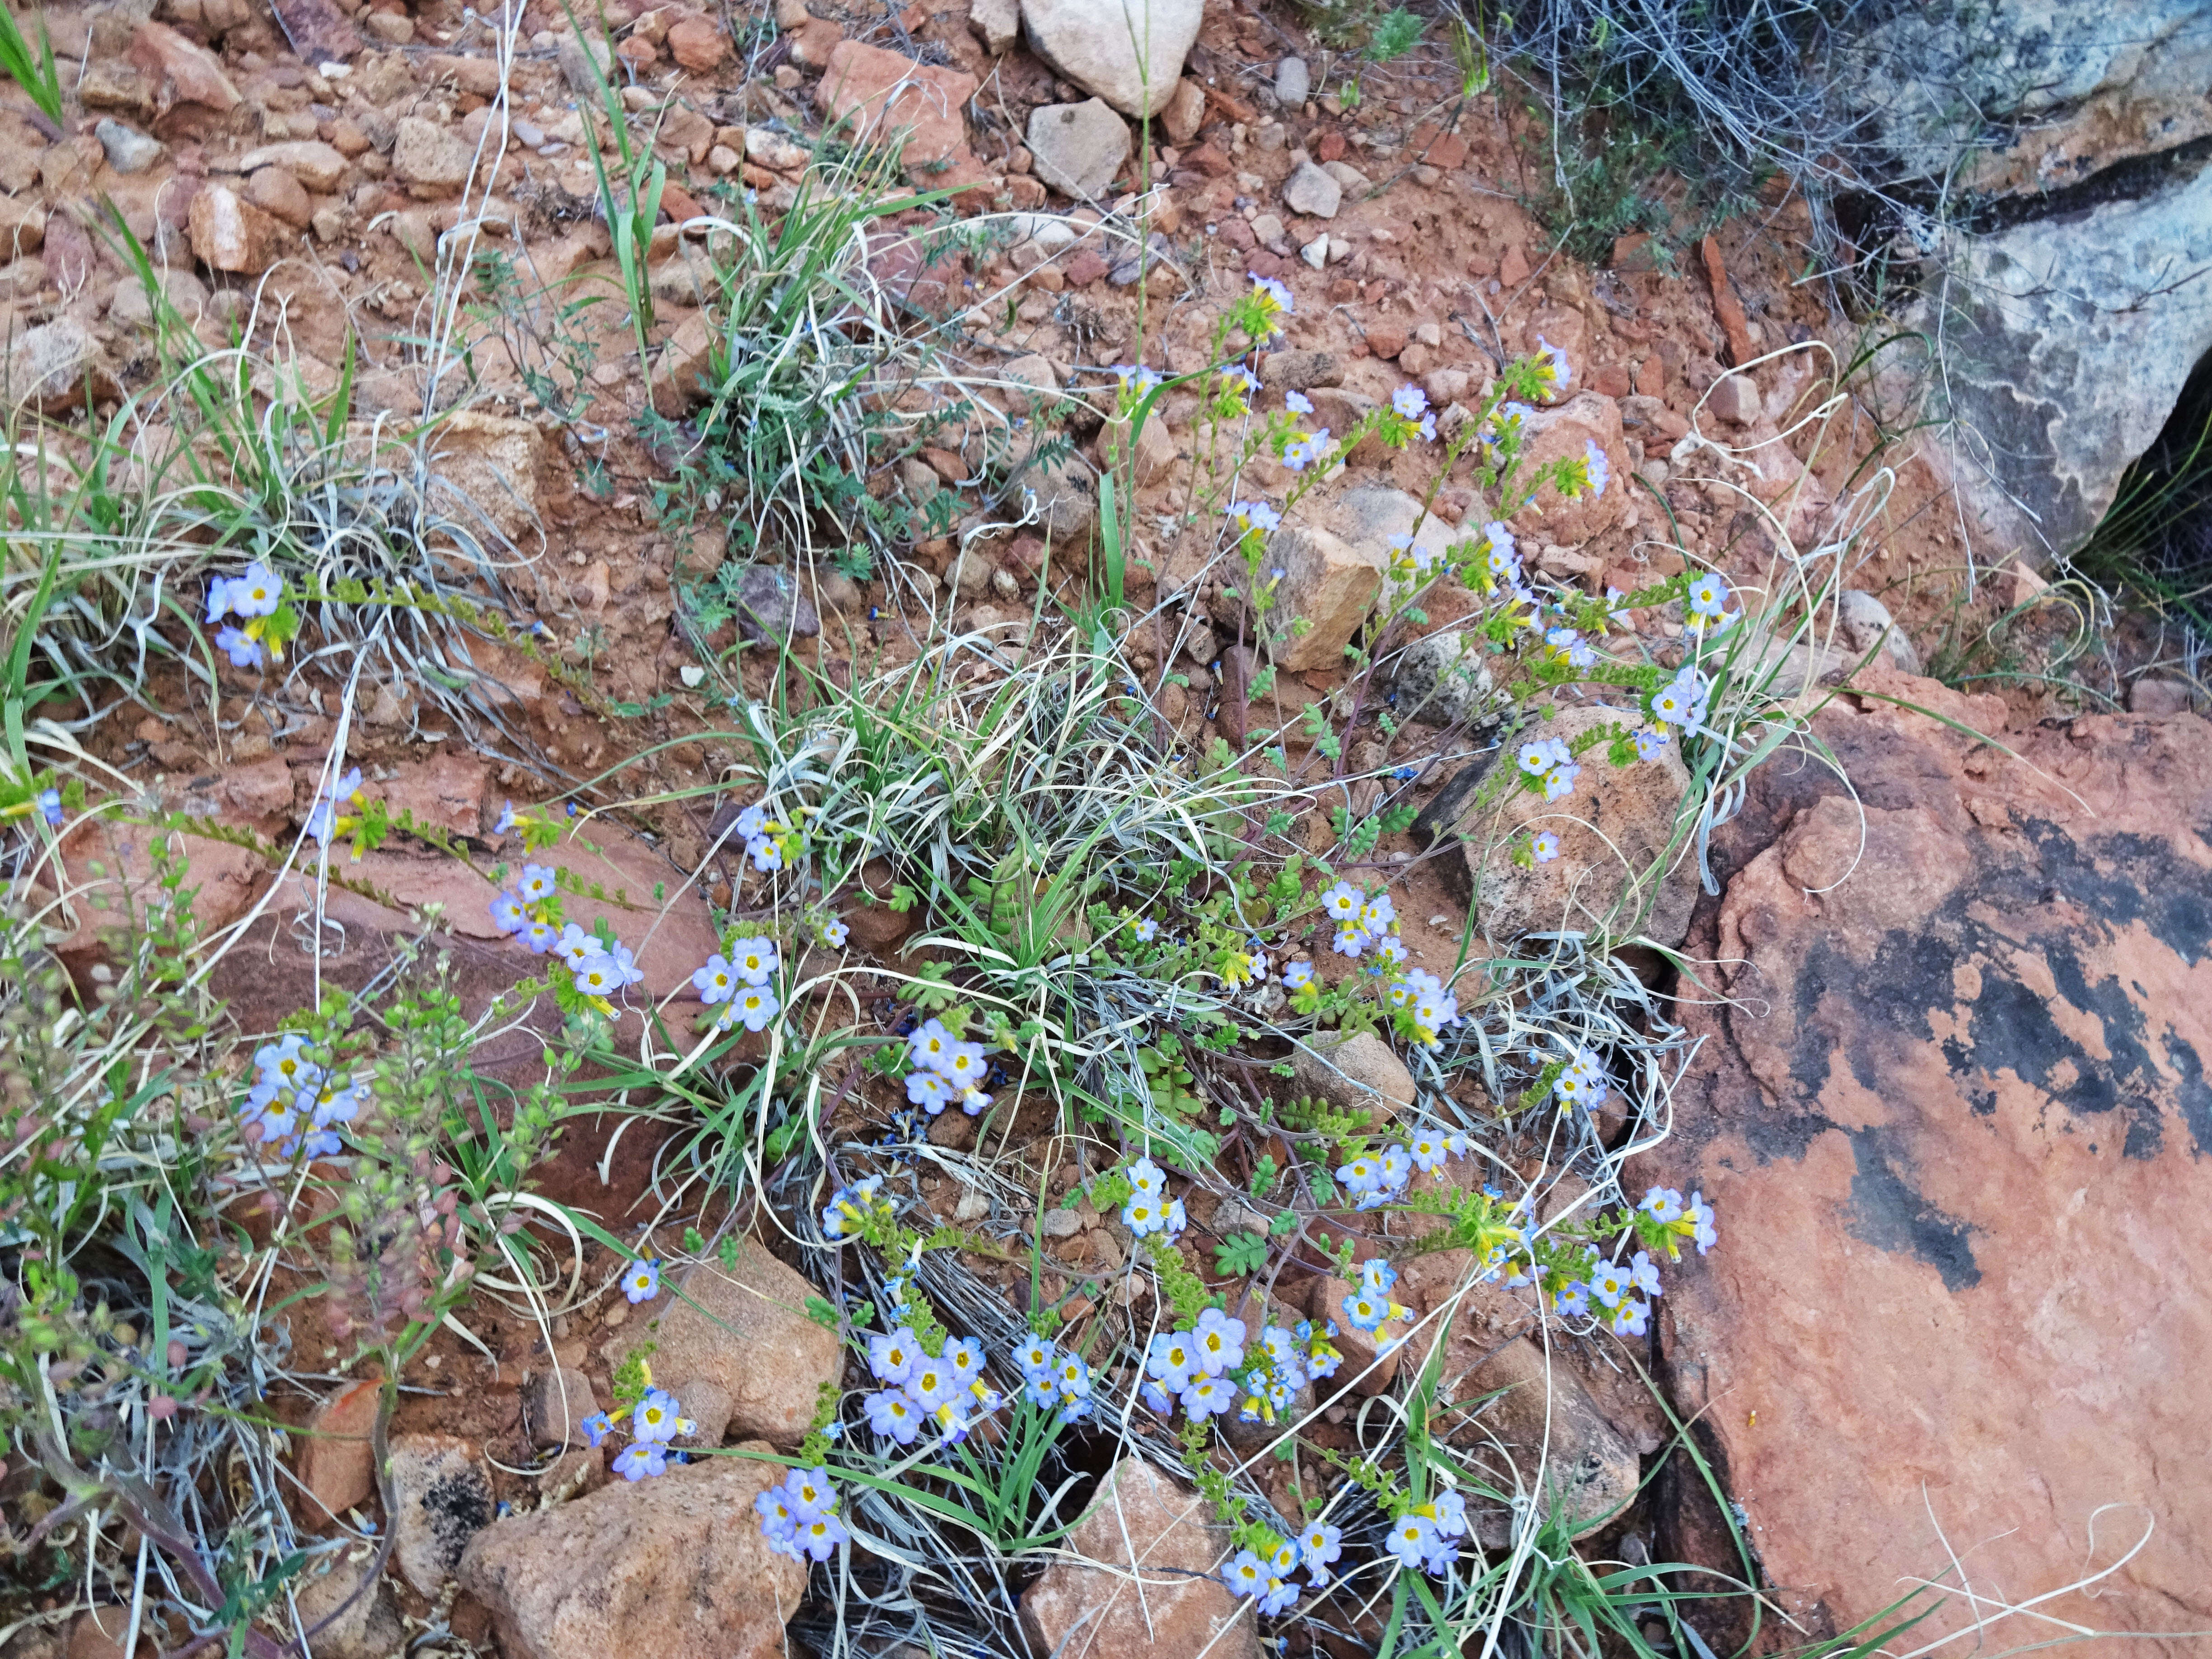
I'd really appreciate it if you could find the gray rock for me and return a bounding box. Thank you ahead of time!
[1025,97,1132,199]
[95,118,162,173]
[1274,55,1310,105]
[2129,675,2198,715]
[1836,588,1921,676]
[1280,157,1340,218]
[1041,1206,1083,1237]
[1258,348,1341,390]
[1320,159,1370,191]
[1290,1029,1415,1124]
[388,1435,494,1597]
[897,456,940,501]
[392,116,473,192]
[734,563,822,643]
[811,569,863,615]
[1312,484,1457,607]
[1261,522,1382,672]
[1708,372,1759,426]
[1017,1456,1260,1659]
[1211,1197,1267,1235]
[1835,0,2212,195]
[1161,75,1206,143]
[1019,0,1204,119]
[1391,628,1496,727]
[1249,211,1285,245]
[999,351,1061,412]
[670,1377,733,1448]
[557,28,613,93]
[108,267,208,328]
[1008,446,1099,544]
[523,1367,601,1449]
[3,319,119,412]
[1912,161,2212,561]
[1828,1,2212,561]
[970,0,1019,54]
[600,1247,839,1451]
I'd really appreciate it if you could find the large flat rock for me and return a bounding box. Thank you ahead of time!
[1648,672,2212,1648]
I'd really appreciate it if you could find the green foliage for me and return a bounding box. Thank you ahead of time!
[610,1345,657,1411]
[1278,1093,1375,1143]
[1144,1237,1219,1326]
[1367,6,1424,60]
[670,150,939,583]
[0,3,61,125]
[1214,1231,1270,1276]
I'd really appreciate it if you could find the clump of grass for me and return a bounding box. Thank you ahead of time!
[2071,362,2212,634]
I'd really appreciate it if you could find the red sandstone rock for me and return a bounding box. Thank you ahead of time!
[295,1378,381,1526]
[665,14,724,71]
[816,40,976,174]
[1701,233,1757,367]
[1650,688,2212,1650]
[1017,1456,1261,1659]
[1512,390,1631,547]
[461,1447,805,1659]
[596,1241,839,1449]
[129,20,239,115]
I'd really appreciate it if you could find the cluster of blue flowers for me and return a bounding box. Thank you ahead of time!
[1110,362,1164,397]
[691,934,783,1032]
[1337,1128,1470,1213]
[1010,1334,1095,1425]
[1390,381,1439,441]
[1542,1189,1717,1335]
[755,1465,849,1562]
[1551,1043,1610,1111]
[579,1385,697,1480]
[1649,663,1713,735]
[1517,736,1582,802]
[899,1017,993,1118]
[205,560,284,668]
[1383,1487,1473,1575]
[1225,499,1284,535]
[819,1172,896,1241]
[1237,1315,1341,1425]
[1548,1247,1662,1336]
[1319,880,1400,961]
[237,1034,357,1159]
[1379,966,1462,1048]
[729,802,793,874]
[1227,1518,1345,1613]
[1136,1307,1245,1420]
[1339,1256,1417,1345]
[1645,1185,1718,1254]
[1118,1156,1189,1237]
[1283,421,1336,473]
[864,1326,1013,1442]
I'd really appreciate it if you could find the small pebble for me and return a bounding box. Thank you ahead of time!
[603,1301,628,1329]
